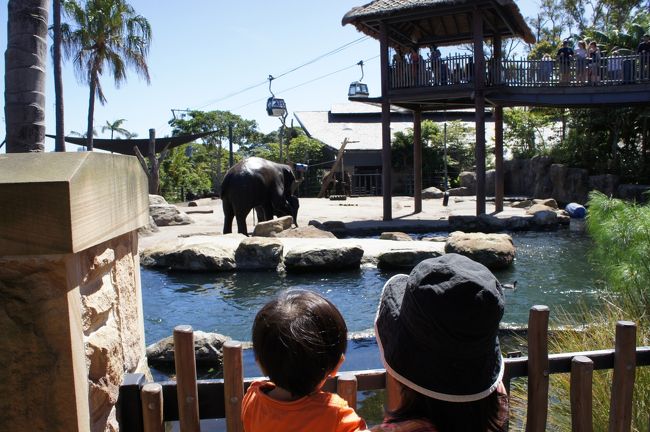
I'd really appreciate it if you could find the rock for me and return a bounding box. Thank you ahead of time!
[550,164,589,204]
[510,200,533,209]
[505,216,532,231]
[150,204,193,226]
[617,184,650,203]
[377,249,443,270]
[533,198,558,209]
[526,203,555,215]
[149,194,168,206]
[459,171,477,193]
[419,236,447,242]
[589,174,619,198]
[379,232,413,241]
[284,244,364,272]
[448,214,505,233]
[422,186,444,199]
[138,216,159,235]
[445,231,515,270]
[531,210,558,228]
[309,220,347,237]
[141,241,236,271]
[252,216,293,237]
[447,186,473,196]
[235,237,283,270]
[275,226,337,238]
[146,331,230,366]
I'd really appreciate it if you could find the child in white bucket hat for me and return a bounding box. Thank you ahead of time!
[373,253,509,432]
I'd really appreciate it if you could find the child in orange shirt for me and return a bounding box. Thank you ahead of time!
[242,290,367,432]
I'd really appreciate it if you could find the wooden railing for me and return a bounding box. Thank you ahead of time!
[389,53,650,89]
[117,305,650,432]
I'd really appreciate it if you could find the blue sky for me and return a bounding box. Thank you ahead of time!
[1,1,538,151]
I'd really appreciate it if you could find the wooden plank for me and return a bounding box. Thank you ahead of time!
[337,373,358,411]
[117,373,146,432]
[570,356,593,432]
[141,383,164,432]
[526,305,550,432]
[173,325,200,432]
[223,341,244,432]
[385,372,402,413]
[608,321,636,432]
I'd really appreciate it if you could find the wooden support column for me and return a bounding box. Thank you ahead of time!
[493,35,504,213]
[473,9,486,215]
[380,22,392,221]
[413,109,422,213]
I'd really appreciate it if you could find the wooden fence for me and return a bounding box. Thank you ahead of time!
[390,53,650,89]
[118,305,650,432]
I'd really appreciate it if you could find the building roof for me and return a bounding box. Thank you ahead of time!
[294,102,495,152]
[342,0,535,50]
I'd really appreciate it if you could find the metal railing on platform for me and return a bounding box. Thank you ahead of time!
[117,305,650,432]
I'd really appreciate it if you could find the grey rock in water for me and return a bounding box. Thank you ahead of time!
[284,244,364,272]
[445,231,515,270]
[146,331,230,366]
[235,237,283,270]
[252,216,293,237]
[531,210,558,228]
[377,249,443,270]
[379,232,413,241]
[141,241,236,271]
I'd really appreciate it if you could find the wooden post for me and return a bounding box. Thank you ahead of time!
[337,373,358,411]
[173,325,200,432]
[494,105,504,212]
[570,356,593,432]
[385,372,402,413]
[608,321,636,432]
[413,109,422,213]
[141,383,164,432]
[223,341,244,432]
[380,21,392,221]
[472,8,486,215]
[526,305,550,432]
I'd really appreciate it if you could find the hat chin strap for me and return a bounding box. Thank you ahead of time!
[375,321,505,403]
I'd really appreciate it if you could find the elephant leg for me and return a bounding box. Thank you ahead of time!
[236,212,249,236]
[222,200,234,234]
[254,206,265,221]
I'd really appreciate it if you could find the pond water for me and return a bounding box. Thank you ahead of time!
[141,230,602,378]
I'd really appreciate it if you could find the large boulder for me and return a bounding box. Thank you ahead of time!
[422,186,444,199]
[141,241,236,271]
[526,203,555,215]
[549,164,590,204]
[284,244,364,272]
[379,232,413,241]
[531,210,558,229]
[146,331,230,366]
[448,214,505,233]
[275,226,337,238]
[504,156,554,198]
[234,237,283,270]
[309,220,347,238]
[459,172,477,193]
[149,195,193,227]
[617,184,650,203]
[252,216,293,237]
[532,198,558,209]
[377,249,443,270]
[444,231,515,270]
[447,186,473,196]
[589,174,619,198]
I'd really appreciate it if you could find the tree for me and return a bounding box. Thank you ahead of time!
[102,118,132,139]
[52,0,65,152]
[61,0,151,151]
[5,0,50,153]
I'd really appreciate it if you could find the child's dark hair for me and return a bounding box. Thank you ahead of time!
[252,290,348,397]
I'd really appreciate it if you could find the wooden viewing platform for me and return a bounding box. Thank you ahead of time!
[117,306,650,432]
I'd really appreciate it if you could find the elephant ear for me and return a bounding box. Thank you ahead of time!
[282,166,296,196]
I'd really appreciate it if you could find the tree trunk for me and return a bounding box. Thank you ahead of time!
[53,0,65,152]
[86,77,96,151]
[5,0,50,153]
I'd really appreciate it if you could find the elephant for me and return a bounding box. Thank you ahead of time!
[221,157,299,235]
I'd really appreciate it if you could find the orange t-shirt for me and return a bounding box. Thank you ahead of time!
[242,380,367,432]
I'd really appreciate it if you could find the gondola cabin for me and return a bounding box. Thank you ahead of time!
[348,81,369,98]
[266,97,287,117]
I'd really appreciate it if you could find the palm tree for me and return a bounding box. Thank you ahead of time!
[53,0,66,152]
[102,118,131,139]
[5,0,50,153]
[61,0,151,151]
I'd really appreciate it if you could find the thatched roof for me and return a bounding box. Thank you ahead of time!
[47,131,218,155]
[342,0,535,50]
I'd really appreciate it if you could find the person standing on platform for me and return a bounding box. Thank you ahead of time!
[557,39,574,84]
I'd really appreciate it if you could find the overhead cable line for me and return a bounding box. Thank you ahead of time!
[231,55,379,111]
[196,36,370,109]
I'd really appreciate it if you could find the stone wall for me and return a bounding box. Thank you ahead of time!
[0,152,149,432]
